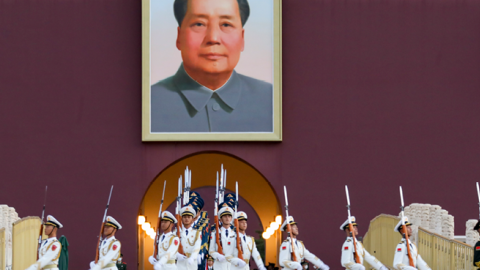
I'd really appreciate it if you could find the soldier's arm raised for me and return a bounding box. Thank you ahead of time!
[302,243,329,270]
[251,238,266,270]
[415,254,431,270]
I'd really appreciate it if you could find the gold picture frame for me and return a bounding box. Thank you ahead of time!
[142,0,282,141]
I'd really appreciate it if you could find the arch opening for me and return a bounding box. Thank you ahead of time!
[137,152,282,270]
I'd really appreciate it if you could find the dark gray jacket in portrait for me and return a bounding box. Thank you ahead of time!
[151,64,273,133]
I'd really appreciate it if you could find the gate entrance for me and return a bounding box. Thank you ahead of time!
[138,152,282,270]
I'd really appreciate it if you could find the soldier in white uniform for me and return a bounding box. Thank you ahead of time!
[278,216,329,270]
[149,211,180,270]
[176,205,202,270]
[26,215,63,270]
[340,217,387,270]
[209,205,247,270]
[90,216,122,270]
[235,211,266,270]
[393,217,431,270]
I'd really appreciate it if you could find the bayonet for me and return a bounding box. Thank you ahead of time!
[345,185,360,263]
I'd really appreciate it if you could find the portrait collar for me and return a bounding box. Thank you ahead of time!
[173,64,242,112]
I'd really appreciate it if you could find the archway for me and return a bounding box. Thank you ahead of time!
[138,152,282,270]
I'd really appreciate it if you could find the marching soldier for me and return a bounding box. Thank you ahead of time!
[188,192,211,269]
[90,216,122,270]
[177,205,202,270]
[26,215,63,270]
[209,204,246,270]
[473,221,480,267]
[340,217,387,270]
[149,211,179,270]
[235,211,266,270]
[278,216,329,270]
[393,217,431,270]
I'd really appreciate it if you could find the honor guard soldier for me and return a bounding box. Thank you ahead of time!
[149,211,179,270]
[393,217,431,270]
[209,204,246,270]
[188,192,211,270]
[26,215,63,270]
[177,205,202,270]
[473,221,480,267]
[340,217,387,270]
[278,217,329,270]
[235,211,266,270]
[90,216,122,270]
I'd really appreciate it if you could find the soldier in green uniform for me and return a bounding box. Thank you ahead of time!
[116,254,127,270]
[473,221,480,267]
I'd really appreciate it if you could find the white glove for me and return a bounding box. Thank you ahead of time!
[231,258,247,268]
[197,253,203,264]
[89,261,96,269]
[188,257,195,265]
[91,264,101,270]
[290,262,302,270]
[316,262,329,270]
[216,254,226,262]
[176,253,187,261]
[26,265,38,270]
[154,262,163,270]
[148,255,158,265]
[401,267,416,270]
[258,265,267,270]
[350,265,365,270]
[379,266,389,270]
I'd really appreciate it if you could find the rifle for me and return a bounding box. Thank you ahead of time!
[153,180,166,257]
[283,186,297,262]
[344,186,361,264]
[37,186,48,260]
[215,173,223,255]
[184,167,191,206]
[95,185,114,264]
[399,186,414,267]
[176,176,185,255]
[476,182,480,219]
[234,182,244,260]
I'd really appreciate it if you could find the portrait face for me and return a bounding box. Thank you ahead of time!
[176,0,245,79]
[208,260,214,267]
[238,220,247,231]
[182,215,194,226]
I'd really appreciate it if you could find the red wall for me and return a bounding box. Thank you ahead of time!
[1,0,480,268]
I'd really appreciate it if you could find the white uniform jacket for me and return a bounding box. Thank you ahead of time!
[237,232,265,270]
[155,232,179,270]
[209,227,239,270]
[26,237,62,270]
[177,226,202,270]
[393,239,431,270]
[94,236,121,270]
[279,237,327,270]
[341,237,384,270]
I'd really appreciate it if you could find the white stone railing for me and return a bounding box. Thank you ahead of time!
[0,205,20,270]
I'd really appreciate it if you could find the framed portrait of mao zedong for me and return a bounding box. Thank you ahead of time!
[142,0,282,141]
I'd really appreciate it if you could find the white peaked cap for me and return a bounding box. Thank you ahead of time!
[339,216,357,230]
[280,216,296,231]
[45,215,63,228]
[105,216,122,230]
[394,216,412,232]
[180,205,196,217]
[236,211,247,220]
[161,211,177,224]
[218,206,234,217]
